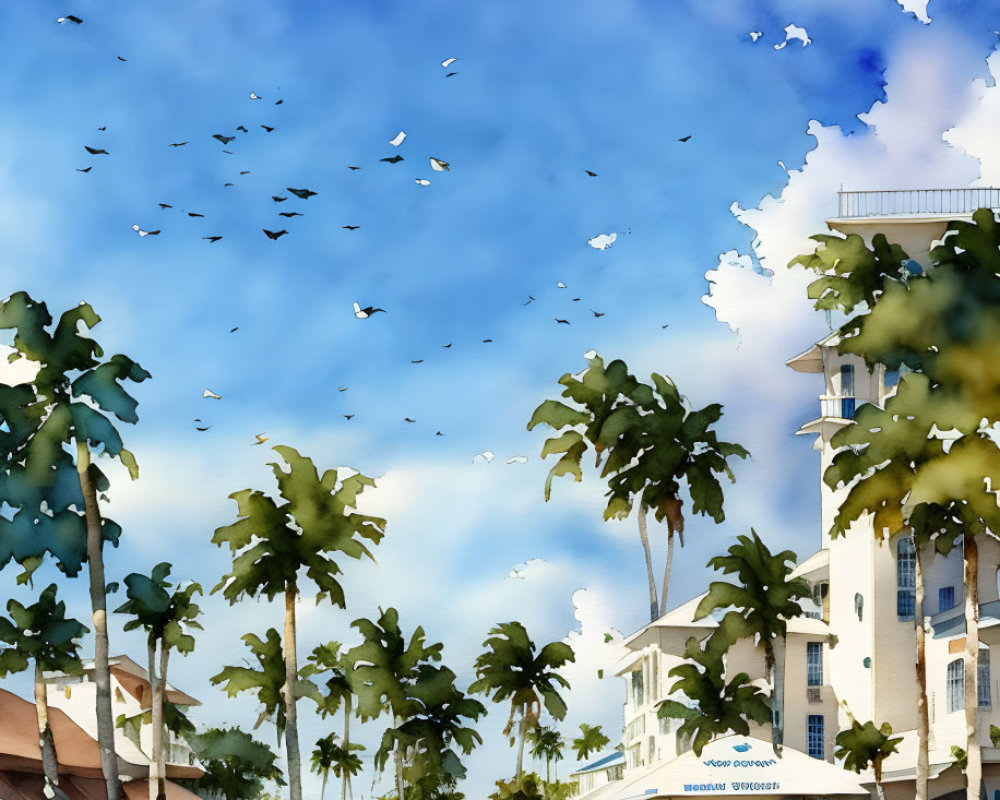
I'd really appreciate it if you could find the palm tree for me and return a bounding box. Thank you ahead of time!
[526,726,564,788]
[571,723,610,763]
[212,628,321,742]
[180,727,285,800]
[469,621,575,788]
[302,642,359,800]
[0,292,151,800]
[345,607,483,800]
[212,446,387,800]
[655,632,770,757]
[692,530,810,754]
[0,584,88,800]
[310,735,363,800]
[529,355,748,621]
[834,706,902,800]
[114,562,203,800]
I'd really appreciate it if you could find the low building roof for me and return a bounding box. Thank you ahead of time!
[572,750,625,776]
[0,771,203,800]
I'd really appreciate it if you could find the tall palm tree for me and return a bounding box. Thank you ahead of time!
[529,355,748,621]
[0,292,151,800]
[114,562,203,800]
[0,584,88,800]
[571,723,610,763]
[212,446,387,800]
[469,621,575,788]
[693,530,810,754]
[656,632,770,757]
[302,642,359,800]
[527,726,564,787]
[310,735,363,800]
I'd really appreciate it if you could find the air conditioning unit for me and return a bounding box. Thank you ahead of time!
[807,687,821,703]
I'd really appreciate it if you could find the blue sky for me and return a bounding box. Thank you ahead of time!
[4,0,1000,797]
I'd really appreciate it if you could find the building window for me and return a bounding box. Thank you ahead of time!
[677,730,692,756]
[947,658,964,713]
[884,368,900,388]
[980,648,991,708]
[939,586,956,613]
[807,642,823,686]
[807,715,824,759]
[840,365,856,418]
[897,537,916,621]
[631,669,644,707]
[854,593,863,622]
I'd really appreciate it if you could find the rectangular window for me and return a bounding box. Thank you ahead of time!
[897,538,916,621]
[807,642,823,686]
[980,648,991,708]
[947,659,964,713]
[884,368,900,387]
[807,715,824,759]
[840,365,856,418]
[631,669,644,707]
[939,586,956,613]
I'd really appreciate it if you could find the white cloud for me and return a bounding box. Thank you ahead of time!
[944,51,1000,184]
[895,0,931,24]
[773,25,811,50]
[587,233,617,250]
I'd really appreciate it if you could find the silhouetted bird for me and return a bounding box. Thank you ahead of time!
[213,134,235,144]
[158,203,172,208]
[84,146,108,155]
[342,225,359,230]
[678,135,692,142]
[169,142,188,147]
[187,212,204,218]
[555,318,570,325]
[584,169,597,177]
[279,212,303,217]
[203,236,222,243]
[263,229,288,240]
[76,167,91,173]
[261,125,275,132]
[381,155,404,164]
[353,302,385,319]
[286,187,317,199]
[271,195,287,202]
[57,15,83,24]
[236,125,248,133]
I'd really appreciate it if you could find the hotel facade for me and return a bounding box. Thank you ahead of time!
[576,189,1000,800]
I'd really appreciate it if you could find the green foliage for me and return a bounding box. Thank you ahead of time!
[301,641,353,719]
[571,723,610,762]
[470,621,575,737]
[0,583,88,675]
[0,292,149,581]
[179,727,285,800]
[211,629,320,743]
[310,734,364,779]
[212,446,387,607]
[114,562,203,653]
[834,719,902,783]
[489,774,546,800]
[952,745,968,772]
[115,701,195,751]
[656,634,770,756]
[527,726,564,765]
[345,608,485,789]
[694,529,810,649]
[990,724,1000,750]
[528,354,748,530]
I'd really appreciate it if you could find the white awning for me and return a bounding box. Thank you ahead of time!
[605,735,870,798]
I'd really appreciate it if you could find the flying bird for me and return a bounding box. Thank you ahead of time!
[84,146,108,155]
[203,236,223,243]
[132,225,160,237]
[263,229,288,240]
[236,125,248,133]
[411,359,424,364]
[223,182,234,186]
[158,203,173,209]
[275,99,283,105]
[222,149,234,154]
[250,92,261,99]
[678,135,692,142]
[204,389,222,399]
[482,338,493,343]
[353,302,385,318]
[169,142,188,147]
[286,187,317,199]
[442,343,452,348]
[279,212,303,217]
[583,169,598,177]
[415,178,430,186]
[342,225,359,231]
[213,134,235,144]
[343,414,355,420]
[389,131,406,146]
[187,212,205,218]
[441,57,458,68]
[347,165,361,170]
[473,451,495,464]
[230,327,239,333]
[521,296,534,305]
[381,155,404,164]
[429,157,450,172]
[337,387,348,392]
[195,426,210,432]
[57,15,83,23]
[239,170,250,175]
[261,125,275,132]
[271,195,287,202]
[445,72,458,78]
[97,126,107,131]
[436,431,444,436]
[403,417,416,423]
[117,56,126,62]
[590,309,605,317]
[76,167,91,173]
[252,433,268,445]
[555,318,570,325]
[506,456,528,464]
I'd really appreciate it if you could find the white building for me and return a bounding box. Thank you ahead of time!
[578,188,1000,800]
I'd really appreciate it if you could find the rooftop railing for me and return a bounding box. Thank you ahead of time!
[838,188,1000,219]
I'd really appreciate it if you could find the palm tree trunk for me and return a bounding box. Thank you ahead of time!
[342,696,351,800]
[283,579,302,800]
[769,638,785,756]
[965,535,981,800]
[660,528,675,619]
[76,441,122,800]
[874,760,886,800]
[157,644,168,800]
[915,548,929,800]
[148,640,161,800]
[35,661,69,800]
[637,503,659,622]
[395,740,405,800]
[516,711,527,787]
[320,771,328,800]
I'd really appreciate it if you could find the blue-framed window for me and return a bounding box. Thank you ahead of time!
[980,648,991,708]
[897,537,916,621]
[939,586,956,613]
[884,368,900,387]
[947,659,963,713]
[840,365,856,418]
[807,715,824,759]
[807,642,823,686]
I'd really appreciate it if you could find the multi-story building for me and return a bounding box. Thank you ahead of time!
[575,188,1000,800]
